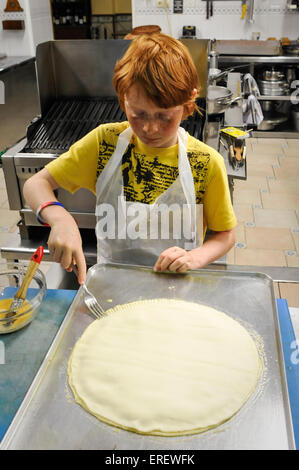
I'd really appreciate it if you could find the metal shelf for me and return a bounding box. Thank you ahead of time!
[257,95,297,101]
[219,56,299,65]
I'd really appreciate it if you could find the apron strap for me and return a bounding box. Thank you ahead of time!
[177,127,196,208]
[96,126,133,198]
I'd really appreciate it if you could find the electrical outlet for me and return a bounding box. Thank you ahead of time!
[156,0,169,8]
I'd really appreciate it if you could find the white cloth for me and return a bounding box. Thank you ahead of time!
[243,73,261,97]
[244,94,264,126]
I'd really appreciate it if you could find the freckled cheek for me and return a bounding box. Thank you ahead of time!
[128,120,141,136]
[166,120,180,133]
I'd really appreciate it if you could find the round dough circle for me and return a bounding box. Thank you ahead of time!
[67,299,262,436]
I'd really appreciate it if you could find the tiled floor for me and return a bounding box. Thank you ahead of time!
[226,136,299,308]
[228,137,299,270]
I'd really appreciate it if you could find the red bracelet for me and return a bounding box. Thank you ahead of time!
[36,201,64,226]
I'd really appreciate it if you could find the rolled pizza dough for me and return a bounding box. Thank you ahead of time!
[67,298,262,436]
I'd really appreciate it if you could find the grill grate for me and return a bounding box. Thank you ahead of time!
[23,98,205,154]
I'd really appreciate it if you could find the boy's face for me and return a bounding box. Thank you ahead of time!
[124,83,184,148]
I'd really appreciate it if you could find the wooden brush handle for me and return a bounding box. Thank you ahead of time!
[14,246,44,300]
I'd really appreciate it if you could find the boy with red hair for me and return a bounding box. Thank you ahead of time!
[24,33,236,284]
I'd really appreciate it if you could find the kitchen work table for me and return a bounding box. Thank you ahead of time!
[0,288,77,442]
[0,275,298,450]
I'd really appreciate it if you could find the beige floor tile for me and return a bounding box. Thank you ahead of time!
[0,209,21,229]
[261,192,299,210]
[234,223,246,244]
[247,152,280,165]
[282,148,299,158]
[256,138,287,146]
[278,156,299,168]
[1,200,10,210]
[273,166,299,179]
[233,204,254,223]
[245,226,295,250]
[234,176,269,191]
[247,137,258,145]
[251,142,284,152]
[268,179,299,195]
[235,247,287,267]
[286,139,299,147]
[0,231,11,247]
[278,282,299,307]
[254,207,299,228]
[292,231,299,253]
[233,188,261,205]
[0,170,7,190]
[286,255,299,268]
[226,246,235,264]
[246,164,275,178]
[0,189,8,209]
[244,140,254,152]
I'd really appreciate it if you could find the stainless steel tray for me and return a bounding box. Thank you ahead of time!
[0,264,295,450]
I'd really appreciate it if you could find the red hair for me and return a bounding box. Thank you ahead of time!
[113,33,199,119]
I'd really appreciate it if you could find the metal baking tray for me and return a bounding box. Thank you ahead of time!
[0,264,295,450]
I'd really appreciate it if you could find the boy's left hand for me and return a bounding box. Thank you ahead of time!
[153,246,197,273]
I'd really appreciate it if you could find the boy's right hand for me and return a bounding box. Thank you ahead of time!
[47,214,86,285]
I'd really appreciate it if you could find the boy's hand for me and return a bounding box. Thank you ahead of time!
[47,215,86,284]
[153,246,197,273]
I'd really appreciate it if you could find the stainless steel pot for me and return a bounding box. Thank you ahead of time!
[258,78,289,96]
[263,70,285,81]
[258,68,289,96]
[207,85,241,114]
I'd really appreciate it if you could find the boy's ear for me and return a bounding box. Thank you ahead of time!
[182,101,196,120]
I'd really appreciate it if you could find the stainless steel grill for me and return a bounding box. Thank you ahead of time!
[24,98,127,154]
[23,97,205,154]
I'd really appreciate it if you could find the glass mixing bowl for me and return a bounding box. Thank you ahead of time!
[0,262,46,334]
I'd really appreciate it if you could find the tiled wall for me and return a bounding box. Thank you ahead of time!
[132,0,299,40]
[0,0,53,56]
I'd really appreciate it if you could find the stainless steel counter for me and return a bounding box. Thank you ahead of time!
[2,230,299,287]
[219,55,299,65]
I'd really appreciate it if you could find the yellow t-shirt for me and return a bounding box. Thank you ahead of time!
[45,122,237,232]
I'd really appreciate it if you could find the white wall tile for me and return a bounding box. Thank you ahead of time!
[132,0,299,40]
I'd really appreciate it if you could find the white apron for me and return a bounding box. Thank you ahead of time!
[95,126,202,266]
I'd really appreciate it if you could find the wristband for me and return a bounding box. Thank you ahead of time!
[36,201,64,226]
